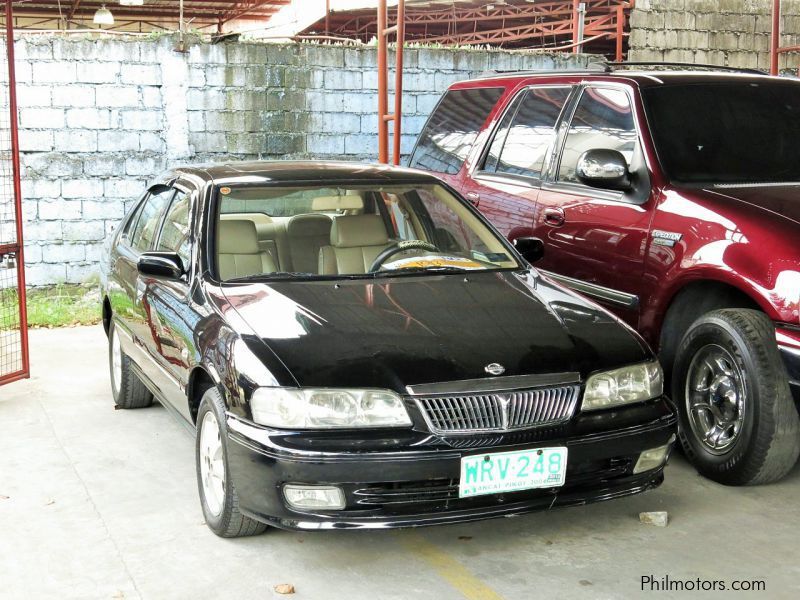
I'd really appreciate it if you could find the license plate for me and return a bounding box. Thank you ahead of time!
[459,447,568,499]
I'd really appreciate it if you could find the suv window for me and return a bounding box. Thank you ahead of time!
[129,188,175,253]
[483,87,571,179]
[483,92,524,173]
[643,82,800,184]
[156,190,192,267]
[558,87,638,184]
[409,87,504,175]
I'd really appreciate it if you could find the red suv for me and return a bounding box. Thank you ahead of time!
[409,65,800,485]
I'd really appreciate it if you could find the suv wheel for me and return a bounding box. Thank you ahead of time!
[109,320,153,409]
[195,387,268,537]
[672,309,800,485]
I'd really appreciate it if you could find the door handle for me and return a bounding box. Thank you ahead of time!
[543,207,565,227]
[466,192,480,207]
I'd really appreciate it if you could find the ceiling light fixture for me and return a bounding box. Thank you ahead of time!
[119,0,145,6]
[93,5,115,25]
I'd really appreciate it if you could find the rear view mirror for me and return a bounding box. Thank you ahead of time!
[138,252,185,280]
[513,237,544,264]
[576,149,631,191]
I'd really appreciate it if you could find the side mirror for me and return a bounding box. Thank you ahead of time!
[138,252,185,280]
[513,237,545,263]
[576,149,631,191]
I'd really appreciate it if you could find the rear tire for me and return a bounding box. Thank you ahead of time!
[196,387,268,538]
[109,320,153,409]
[672,309,800,485]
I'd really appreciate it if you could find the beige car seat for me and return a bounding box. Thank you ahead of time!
[286,214,333,274]
[217,219,276,280]
[318,214,391,275]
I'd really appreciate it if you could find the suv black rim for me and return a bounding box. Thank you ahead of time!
[685,344,746,455]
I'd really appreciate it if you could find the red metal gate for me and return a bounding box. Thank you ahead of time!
[0,1,29,386]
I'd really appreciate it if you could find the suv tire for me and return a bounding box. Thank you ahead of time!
[672,309,800,485]
[196,387,269,538]
[109,320,153,409]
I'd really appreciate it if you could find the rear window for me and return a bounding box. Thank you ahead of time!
[219,187,347,217]
[642,82,800,184]
[409,87,504,175]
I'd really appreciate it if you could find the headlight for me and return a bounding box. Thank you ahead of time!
[581,360,663,411]
[250,388,412,429]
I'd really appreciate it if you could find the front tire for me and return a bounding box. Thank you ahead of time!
[109,320,153,409]
[195,387,268,538]
[672,309,800,485]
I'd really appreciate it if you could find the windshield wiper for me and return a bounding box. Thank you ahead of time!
[225,266,476,284]
[372,266,472,277]
[224,271,314,283]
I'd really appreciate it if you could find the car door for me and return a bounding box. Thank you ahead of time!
[139,183,198,422]
[116,185,176,383]
[533,84,653,328]
[462,85,574,241]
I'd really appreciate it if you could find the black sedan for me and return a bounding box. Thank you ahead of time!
[100,161,676,537]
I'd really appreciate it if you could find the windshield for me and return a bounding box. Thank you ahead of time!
[642,81,800,184]
[214,183,519,281]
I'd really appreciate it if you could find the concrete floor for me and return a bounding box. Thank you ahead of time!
[1,326,799,600]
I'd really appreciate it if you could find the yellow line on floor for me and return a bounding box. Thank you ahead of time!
[396,531,505,600]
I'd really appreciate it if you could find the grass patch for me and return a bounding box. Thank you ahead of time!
[24,284,102,328]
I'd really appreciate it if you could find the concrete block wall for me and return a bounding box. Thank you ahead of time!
[13,35,597,286]
[629,0,800,71]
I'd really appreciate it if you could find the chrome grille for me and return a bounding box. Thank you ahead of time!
[414,385,580,434]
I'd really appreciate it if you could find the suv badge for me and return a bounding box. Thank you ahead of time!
[652,230,683,247]
[485,363,505,376]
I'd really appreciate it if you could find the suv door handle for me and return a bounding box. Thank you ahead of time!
[466,192,480,207]
[543,207,565,227]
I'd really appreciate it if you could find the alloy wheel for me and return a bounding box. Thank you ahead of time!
[685,343,747,455]
[111,327,123,394]
[199,411,226,517]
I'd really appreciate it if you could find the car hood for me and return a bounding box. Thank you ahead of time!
[219,270,650,392]
[704,185,800,226]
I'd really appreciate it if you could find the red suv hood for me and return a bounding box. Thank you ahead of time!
[704,185,800,226]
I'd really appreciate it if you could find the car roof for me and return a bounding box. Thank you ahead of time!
[456,69,794,89]
[166,160,441,187]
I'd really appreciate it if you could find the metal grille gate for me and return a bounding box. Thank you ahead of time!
[0,1,29,386]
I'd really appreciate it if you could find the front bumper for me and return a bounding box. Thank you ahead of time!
[225,398,676,530]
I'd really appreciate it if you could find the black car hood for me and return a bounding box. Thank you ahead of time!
[219,270,650,392]
[704,185,800,226]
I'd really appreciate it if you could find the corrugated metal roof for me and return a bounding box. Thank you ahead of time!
[11,1,291,29]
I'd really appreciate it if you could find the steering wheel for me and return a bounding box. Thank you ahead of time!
[369,240,438,272]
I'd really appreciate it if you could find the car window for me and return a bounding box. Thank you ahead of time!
[483,92,525,173]
[409,87,504,175]
[220,187,348,217]
[381,193,419,241]
[129,188,175,253]
[122,195,147,240]
[558,87,638,184]
[215,183,519,281]
[156,191,192,267]
[484,87,571,179]
[642,82,800,184]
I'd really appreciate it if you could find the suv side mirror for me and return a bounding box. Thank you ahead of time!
[513,237,545,263]
[138,252,185,280]
[576,149,631,191]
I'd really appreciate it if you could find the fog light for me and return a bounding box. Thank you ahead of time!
[633,435,675,474]
[284,485,345,510]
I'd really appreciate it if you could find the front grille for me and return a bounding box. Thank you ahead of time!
[354,479,458,506]
[414,385,580,434]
